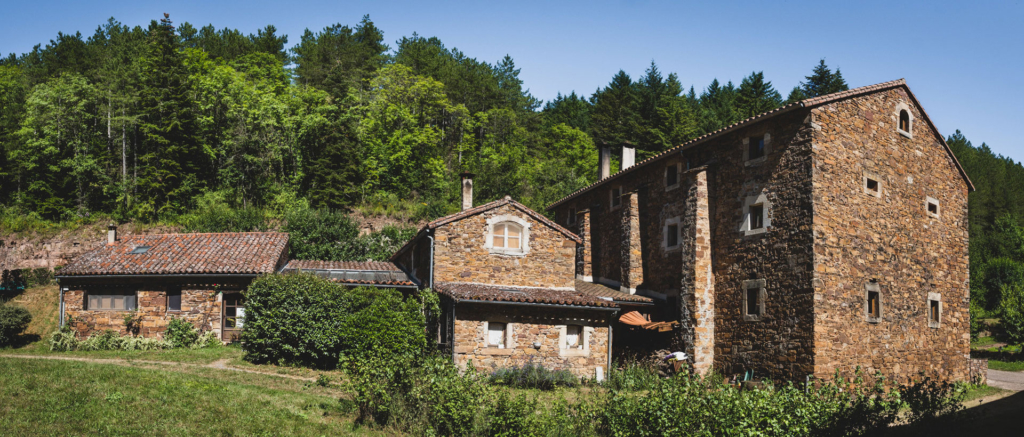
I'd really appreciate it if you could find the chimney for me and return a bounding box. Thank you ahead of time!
[107,224,118,245]
[599,144,611,180]
[621,143,636,170]
[460,172,475,211]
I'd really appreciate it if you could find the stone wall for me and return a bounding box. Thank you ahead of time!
[452,302,612,378]
[810,88,971,383]
[63,284,229,339]
[432,203,576,288]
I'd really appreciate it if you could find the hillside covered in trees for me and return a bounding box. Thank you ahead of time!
[2,14,1024,321]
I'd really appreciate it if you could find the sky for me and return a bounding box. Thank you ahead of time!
[3,0,1022,159]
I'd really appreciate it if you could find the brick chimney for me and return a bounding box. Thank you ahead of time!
[621,143,636,170]
[107,224,118,245]
[599,144,611,180]
[460,172,475,211]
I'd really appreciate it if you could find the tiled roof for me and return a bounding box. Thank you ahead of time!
[60,232,289,276]
[436,281,619,308]
[575,279,654,303]
[284,260,401,271]
[282,260,415,287]
[546,79,973,210]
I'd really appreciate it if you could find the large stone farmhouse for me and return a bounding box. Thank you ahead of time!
[56,79,977,383]
[546,79,974,383]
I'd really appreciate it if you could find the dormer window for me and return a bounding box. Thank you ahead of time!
[491,223,522,251]
[896,103,913,138]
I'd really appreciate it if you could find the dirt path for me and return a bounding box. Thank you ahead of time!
[0,354,315,382]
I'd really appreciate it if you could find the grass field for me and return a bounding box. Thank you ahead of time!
[0,356,375,436]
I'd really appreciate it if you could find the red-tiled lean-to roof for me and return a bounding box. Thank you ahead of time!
[546,79,973,211]
[436,281,619,308]
[60,232,289,276]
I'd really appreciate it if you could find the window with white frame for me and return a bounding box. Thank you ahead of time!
[741,193,770,236]
[665,162,681,190]
[486,215,531,255]
[559,324,592,357]
[610,186,622,210]
[87,290,138,311]
[663,216,682,251]
[864,173,882,198]
[897,103,914,138]
[927,293,942,328]
[926,197,940,219]
[565,325,582,349]
[488,322,507,348]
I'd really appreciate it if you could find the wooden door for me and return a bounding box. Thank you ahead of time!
[222,293,246,342]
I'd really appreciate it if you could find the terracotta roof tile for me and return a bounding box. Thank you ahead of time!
[436,281,618,308]
[575,279,653,303]
[282,260,415,287]
[284,260,401,271]
[546,79,972,210]
[60,232,289,276]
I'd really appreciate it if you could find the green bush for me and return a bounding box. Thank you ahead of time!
[47,318,209,352]
[164,318,200,348]
[999,282,1024,344]
[488,363,579,390]
[487,391,539,437]
[179,191,269,233]
[48,323,77,352]
[605,359,661,391]
[0,301,32,346]
[242,274,428,369]
[283,208,360,260]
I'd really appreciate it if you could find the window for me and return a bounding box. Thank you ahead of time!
[610,186,622,209]
[488,322,507,348]
[748,136,765,160]
[87,290,137,311]
[224,293,245,329]
[128,245,151,254]
[864,174,882,197]
[742,279,766,321]
[749,204,764,230]
[896,104,913,138]
[492,223,522,250]
[928,293,942,328]
[167,287,182,312]
[663,217,682,251]
[568,207,577,225]
[926,197,940,218]
[666,163,680,189]
[565,325,582,349]
[741,194,770,236]
[865,281,881,322]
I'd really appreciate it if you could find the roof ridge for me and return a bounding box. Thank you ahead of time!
[545,78,963,210]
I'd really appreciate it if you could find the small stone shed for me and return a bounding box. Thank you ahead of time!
[57,229,289,342]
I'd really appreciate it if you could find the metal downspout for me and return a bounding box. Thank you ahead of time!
[427,233,435,290]
[607,322,613,379]
[58,279,64,328]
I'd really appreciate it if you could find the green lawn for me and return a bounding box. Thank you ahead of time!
[971,336,999,349]
[988,359,1024,372]
[0,356,377,436]
[963,384,1011,402]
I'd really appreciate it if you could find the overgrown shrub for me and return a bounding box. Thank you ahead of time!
[48,323,77,352]
[488,363,578,390]
[487,391,539,437]
[0,301,32,346]
[999,282,1024,344]
[47,318,212,352]
[178,191,269,232]
[242,274,428,369]
[283,208,360,260]
[605,358,661,391]
[164,318,200,348]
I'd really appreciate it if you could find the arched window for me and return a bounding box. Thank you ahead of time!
[896,103,913,138]
[899,110,910,132]
[491,222,523,251]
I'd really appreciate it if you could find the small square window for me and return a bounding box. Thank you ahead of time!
[866,179,878,192]
[666,224,679,248]
[565,325,582,349]
[488,322,507,348]
[167,287,182,312]
[926,197,940,218]
[666,164,679,188]
[748,136,765,160]
[749,204,764,230]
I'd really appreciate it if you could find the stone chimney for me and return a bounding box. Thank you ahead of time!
[621,143,636,170]
[107,224,118,245]
[599,144,611,180]
[460,172,475,211]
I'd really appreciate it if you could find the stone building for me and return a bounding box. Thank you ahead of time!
[546,79,976,383]
[57,230,291,341]
[392,191,652,379]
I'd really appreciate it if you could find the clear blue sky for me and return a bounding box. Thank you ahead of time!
[3,0,1022,159]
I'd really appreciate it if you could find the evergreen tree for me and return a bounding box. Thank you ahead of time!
[735,71,783,118]
[589,70,640,147]
[292,15,387,99]
[697,79,738,134]
[136,14,205,219]
[799,59,849,97]
[542,91,591,132]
